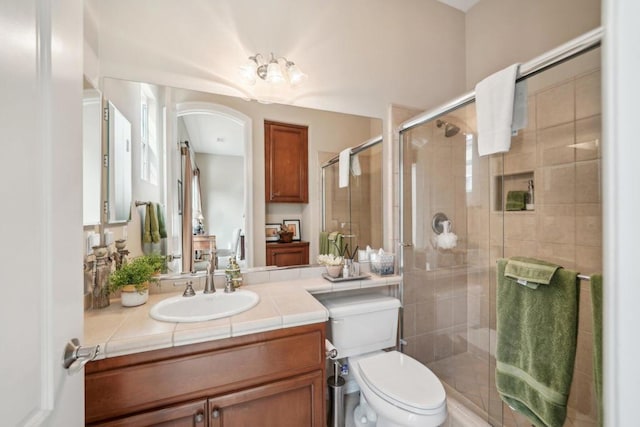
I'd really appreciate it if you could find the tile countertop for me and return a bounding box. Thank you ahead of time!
[85,272,402,360]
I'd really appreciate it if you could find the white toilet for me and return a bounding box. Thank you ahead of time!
[319,292,447,427]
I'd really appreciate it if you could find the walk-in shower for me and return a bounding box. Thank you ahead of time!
[399,29,602,426]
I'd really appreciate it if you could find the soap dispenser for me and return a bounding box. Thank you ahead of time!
[225,256,242,288]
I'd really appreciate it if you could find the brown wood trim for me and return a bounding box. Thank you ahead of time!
[89,399,207,427]
[86,323,323,373]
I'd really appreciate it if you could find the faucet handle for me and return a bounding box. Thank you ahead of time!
[182,281,196,297]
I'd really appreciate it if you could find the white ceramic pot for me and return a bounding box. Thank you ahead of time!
[325,265,342,278]
[120,284,149,307]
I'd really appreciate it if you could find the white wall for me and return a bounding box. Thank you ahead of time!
[195,153,245,251]
[602,0,640,424]
[465,0,601,87]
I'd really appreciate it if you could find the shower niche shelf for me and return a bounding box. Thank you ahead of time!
[494,171,535,212]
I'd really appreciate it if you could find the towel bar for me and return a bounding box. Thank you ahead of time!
[577,274,591,281]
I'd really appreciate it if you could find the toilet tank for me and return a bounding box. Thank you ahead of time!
[317,292,401,358]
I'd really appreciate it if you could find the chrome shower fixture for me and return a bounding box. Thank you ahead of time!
[436,119,460,137]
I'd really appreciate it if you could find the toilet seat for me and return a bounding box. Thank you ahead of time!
[355,351,446,415]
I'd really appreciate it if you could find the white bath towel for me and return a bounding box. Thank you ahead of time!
[351,153,361,177]
[475,63,522,156]
[339,148,350,188]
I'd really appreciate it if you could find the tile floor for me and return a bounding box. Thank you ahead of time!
[428,351,597,427]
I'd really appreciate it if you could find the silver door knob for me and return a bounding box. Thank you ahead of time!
[63,338,100,374]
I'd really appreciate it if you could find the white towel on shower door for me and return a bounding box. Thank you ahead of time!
[475,63,523,156]
[339,148,350,188]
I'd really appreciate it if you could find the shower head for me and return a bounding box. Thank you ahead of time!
[436,119,460,138]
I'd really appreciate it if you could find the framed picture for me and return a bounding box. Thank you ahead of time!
[283,219,301,241]
[265,223,281,242]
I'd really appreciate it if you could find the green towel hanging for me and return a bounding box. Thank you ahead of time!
[591,274,603,427]
[496,258,579,427]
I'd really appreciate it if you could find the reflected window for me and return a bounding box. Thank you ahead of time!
[141,84,158,185]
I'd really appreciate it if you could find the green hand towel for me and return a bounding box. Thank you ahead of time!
[143,204,152,244]
[327,232,345,257]
[506,190,527,211]
[496,258,579,427]
[505,256,561,289]
[590,274,603,427]
[157,203,167,239]
[149,202,160,243]
[319,231,330,255]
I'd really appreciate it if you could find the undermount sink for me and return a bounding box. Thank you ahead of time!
[150,290,260,323]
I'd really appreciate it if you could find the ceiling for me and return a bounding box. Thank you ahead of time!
[88,0,469,119]
[436,0,480,12]
[179,114,245,157]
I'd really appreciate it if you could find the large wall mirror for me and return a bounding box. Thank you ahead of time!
[98,77,381,271]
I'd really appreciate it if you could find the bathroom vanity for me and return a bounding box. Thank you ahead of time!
[85,323,325,426]
[83,271,401,426]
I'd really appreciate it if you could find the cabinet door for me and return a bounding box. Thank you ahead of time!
[266,242,309,267]
[265,121,308,203]
[209,371,324,427]
[91,399,207,427]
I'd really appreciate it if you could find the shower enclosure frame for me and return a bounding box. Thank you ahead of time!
[397,26,603,425]
[321,135,383,232]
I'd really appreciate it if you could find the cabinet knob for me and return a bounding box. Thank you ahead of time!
[194,412,204,423]
[212,409,220,419]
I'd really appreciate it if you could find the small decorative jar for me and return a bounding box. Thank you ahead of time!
[326,265,342,278]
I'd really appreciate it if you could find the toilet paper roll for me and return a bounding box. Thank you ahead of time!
[325,339,338,360]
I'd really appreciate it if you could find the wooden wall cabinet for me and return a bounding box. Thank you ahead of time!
[85,323,325,426]
[265,121,308,203]
[266,241,310,267]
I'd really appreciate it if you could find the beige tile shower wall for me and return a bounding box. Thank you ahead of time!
[402,119,471,364]
[485,69,602,426]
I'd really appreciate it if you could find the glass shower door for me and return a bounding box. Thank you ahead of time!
[400,102,504,425]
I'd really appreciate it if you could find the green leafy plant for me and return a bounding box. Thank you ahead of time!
[109,257,155,294]
[140,253,167,274]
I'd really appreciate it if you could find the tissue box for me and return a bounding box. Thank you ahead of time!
[370,252,395,276]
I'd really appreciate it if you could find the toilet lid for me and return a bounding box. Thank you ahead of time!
[357,351,446,414]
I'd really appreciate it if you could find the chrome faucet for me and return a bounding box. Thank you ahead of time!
[203,265,216,294]
[224,275,235,293]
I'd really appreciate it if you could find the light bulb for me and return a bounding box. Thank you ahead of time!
[239,58,258,85]
[265,60,284,84]
[286,62,307,87]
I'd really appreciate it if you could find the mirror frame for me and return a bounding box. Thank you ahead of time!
[175,102,254,271]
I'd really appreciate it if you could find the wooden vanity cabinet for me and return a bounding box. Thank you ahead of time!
[85,323,326,426]
[264,121,308,203]
[266,241,310,267]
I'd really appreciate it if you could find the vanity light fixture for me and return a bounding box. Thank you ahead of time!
[239,53,307,87]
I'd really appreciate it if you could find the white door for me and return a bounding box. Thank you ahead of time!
[0,0,84,425]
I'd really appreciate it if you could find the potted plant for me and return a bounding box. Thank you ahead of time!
[140,253,167,275]
[277,224,294,243]
[317,254,343,278]
[109,257,155,307]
